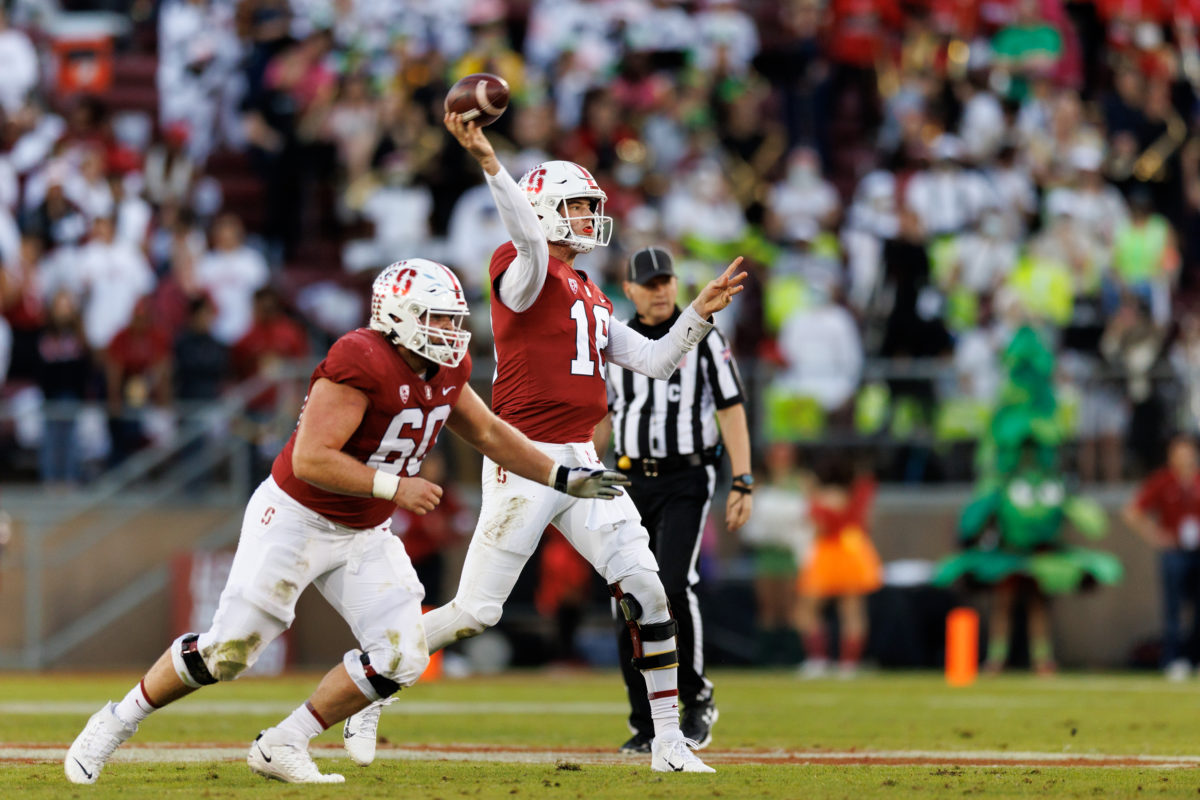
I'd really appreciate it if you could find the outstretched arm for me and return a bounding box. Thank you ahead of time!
[447,385,629,498]
[606,257,749,379]
[444,112,547,312]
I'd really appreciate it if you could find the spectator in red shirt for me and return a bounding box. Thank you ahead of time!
[104,296,173,465]
[231,287,310,481]
[1123,434,1200,680]
[231,286,310,414]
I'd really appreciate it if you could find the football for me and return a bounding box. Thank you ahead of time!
[444,73,510,127]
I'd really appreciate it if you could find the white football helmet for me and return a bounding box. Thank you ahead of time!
[369,259,471,367]
[517,160,613,253]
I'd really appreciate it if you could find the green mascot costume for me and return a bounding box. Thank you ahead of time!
[934,326,1123,673]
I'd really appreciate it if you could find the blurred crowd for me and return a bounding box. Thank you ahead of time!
[3,0,1200,485]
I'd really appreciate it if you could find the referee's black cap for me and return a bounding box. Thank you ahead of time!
[627,247,675,285]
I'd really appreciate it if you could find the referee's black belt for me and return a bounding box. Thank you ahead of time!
[617,446,722,478]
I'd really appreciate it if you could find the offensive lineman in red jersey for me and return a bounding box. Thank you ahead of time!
[343,115,746,773]
[64,259,628,785]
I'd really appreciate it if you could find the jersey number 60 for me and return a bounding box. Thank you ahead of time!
[367,404,451,477]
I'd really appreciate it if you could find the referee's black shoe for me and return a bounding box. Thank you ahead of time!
[618,731,653,754]
[681,702,719,749]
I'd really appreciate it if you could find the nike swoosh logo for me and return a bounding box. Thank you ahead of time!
[442,386,455,395]
[73,757,94,780]
[344,729,356,739]
[666,759,684,771]
[257,743,272,763]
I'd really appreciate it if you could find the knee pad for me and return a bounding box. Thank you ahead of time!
[170,633,218,688]
[615,571,672,623]
[343,644,430,701]
[610,573,679,672]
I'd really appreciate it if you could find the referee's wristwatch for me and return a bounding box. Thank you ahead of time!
[731,473,754,495]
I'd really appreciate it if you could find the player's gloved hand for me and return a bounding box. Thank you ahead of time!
[550,465,631,499]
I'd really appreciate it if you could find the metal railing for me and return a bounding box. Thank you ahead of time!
[0,372,306,668]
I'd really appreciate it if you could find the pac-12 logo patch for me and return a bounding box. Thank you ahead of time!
[424,385,432,401]
[568,278,579,295]
[399,385,410,403]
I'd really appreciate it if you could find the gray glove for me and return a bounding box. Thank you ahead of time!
[551,465,631,499]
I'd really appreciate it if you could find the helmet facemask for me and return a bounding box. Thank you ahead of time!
[556,196,613,253]
[370,260,472,368]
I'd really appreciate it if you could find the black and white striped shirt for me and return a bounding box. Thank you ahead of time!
[606,308,745,459]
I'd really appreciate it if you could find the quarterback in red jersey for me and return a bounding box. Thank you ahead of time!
[65,259,628,786]
[345,115,746,774]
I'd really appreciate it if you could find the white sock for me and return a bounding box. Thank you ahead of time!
[113,680,158,727]
[276,701,327,742]
[640,636,680,738]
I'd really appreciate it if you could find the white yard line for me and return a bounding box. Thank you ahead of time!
[4,743,1199,768]
[0,701,628,715]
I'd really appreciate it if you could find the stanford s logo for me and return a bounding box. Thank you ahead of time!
[497,466,508,484]
[393,267,417,295]
[399,385,410,403]
[524,167,547,193]
[568,278,579,295]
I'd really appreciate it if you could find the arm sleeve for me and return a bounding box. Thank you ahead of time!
[606,305,713,380]
[700,327,745,409]
[485,166,549,312]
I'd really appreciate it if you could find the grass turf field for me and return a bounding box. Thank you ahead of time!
[2,669,1199,798]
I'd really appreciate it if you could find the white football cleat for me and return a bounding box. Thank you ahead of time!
[248,728,345,784]
[64,702,137,784]
[343,697,393,766]
[651,729,715,773]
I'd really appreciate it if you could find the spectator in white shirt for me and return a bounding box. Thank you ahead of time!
[75,217,157,350]
[65,146,115,222]
[983,144,1038,240]
[112,174,153,249]
[1042,145,1128,253]
[342,155,434,274]
[842,169,899,313]
[8,102,66,177]
[625,0,696,57]
[775,277,864,419]
[905,135,995,237]
[769,147,840,240]
[663,160,747,244]
[194,213,271,345]
[957,72,1007,163]
[694,0,760,75]
[143,124,196,208]
[0,7,38,116]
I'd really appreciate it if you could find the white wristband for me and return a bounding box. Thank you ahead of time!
[372,470,401,500]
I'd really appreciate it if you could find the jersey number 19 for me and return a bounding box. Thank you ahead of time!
[569,300,611,376]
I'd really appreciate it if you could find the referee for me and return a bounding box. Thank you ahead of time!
[596,247,753,754]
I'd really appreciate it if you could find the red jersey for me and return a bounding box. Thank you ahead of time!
[271,328,471,529]
[1133,467,1200,548]
[108,325,171,375]
[810,478,876,539]
[488,241,613,443]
